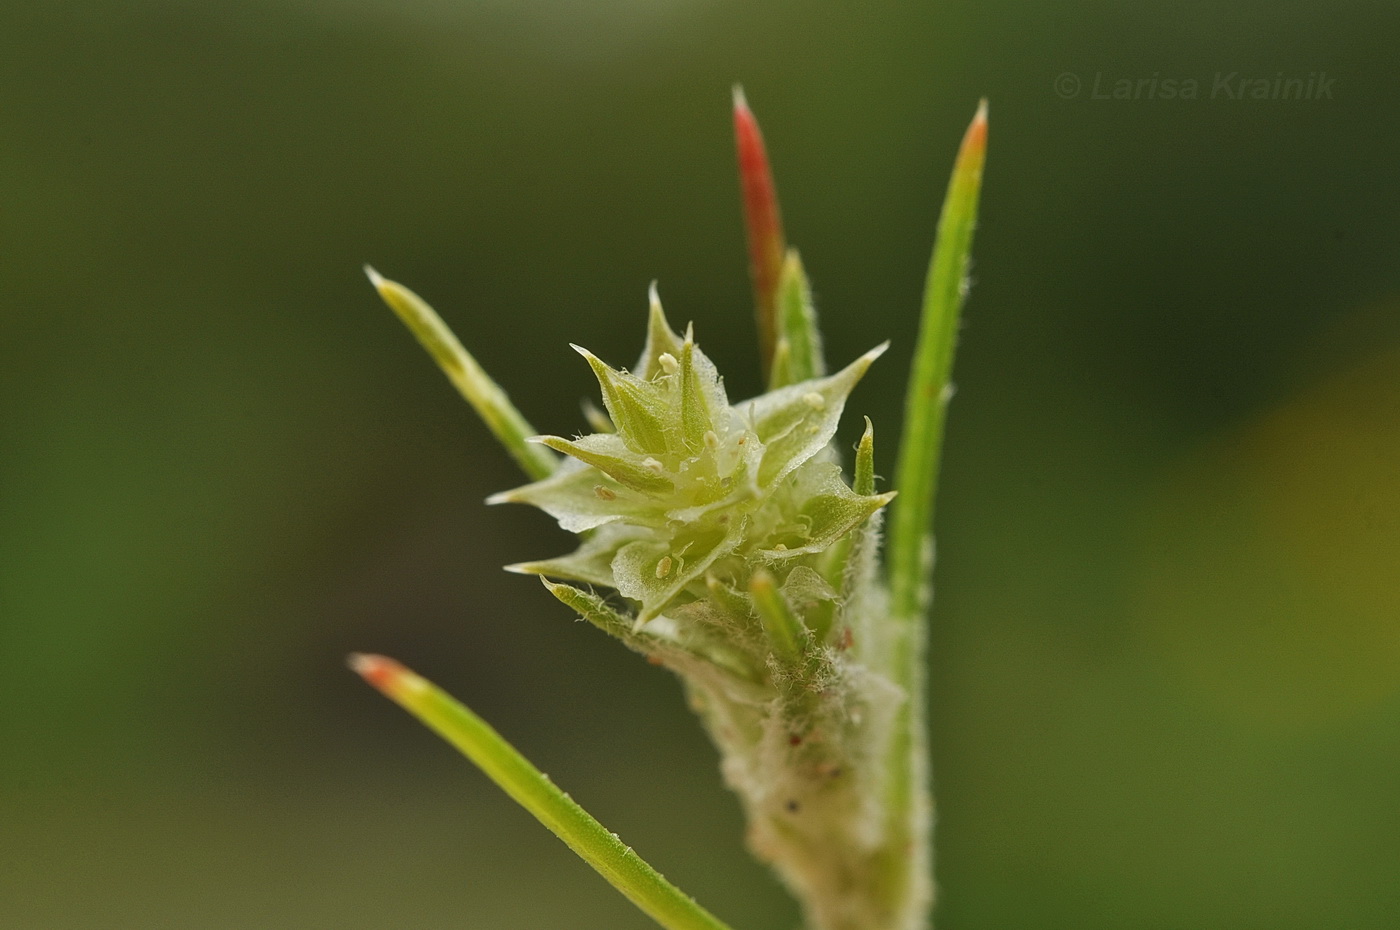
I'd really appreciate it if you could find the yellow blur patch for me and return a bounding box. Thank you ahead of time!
[1137,337,1400,728]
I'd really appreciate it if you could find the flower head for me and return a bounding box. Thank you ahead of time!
[492,288,892,634]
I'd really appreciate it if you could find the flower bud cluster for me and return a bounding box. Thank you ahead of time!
[493,293,889,659]
[492,291,907,930]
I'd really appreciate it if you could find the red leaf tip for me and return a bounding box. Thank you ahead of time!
[731,83,749,114]
[964,98,989,154]
[349,652,405,692]
[732,86,787,374]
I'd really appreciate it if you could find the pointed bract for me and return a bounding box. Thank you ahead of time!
[575,347,673,455]
[613,518,748,624]
[745,342,888,487]
[636,285,688,381]
[536,434,676,495]
[756,462,896,560]
[488,458,660,533]
[506,524,652,588]
[678,340,719,449]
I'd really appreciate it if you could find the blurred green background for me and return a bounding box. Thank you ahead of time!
[3,1,1399,927]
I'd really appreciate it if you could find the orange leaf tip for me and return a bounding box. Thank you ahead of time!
[963,99,988,156]
[349,652,424,698]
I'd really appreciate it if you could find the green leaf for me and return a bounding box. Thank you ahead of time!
[853,416,877,496]
[366,267,558,481]
[888,100,987,619]
[350,655,740,930]
[544,579,765,684]
[877,100,987,921]
[768,249,825,390]
[539,577,641,641]
[748,568,807,662]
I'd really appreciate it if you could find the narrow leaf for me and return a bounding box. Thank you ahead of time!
[733,86,787,379]
[877,101,987,914]
[748,569,806,662]
[888,100,988,619]
[854,415,877,496]
[539,577,639,641]
[768,249,825,390]
[366,267,558,481]
[350,655,739,930]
